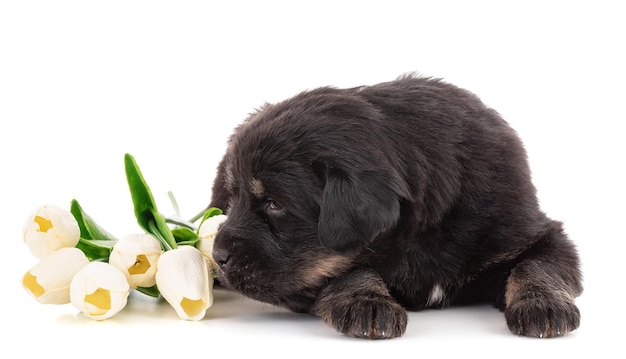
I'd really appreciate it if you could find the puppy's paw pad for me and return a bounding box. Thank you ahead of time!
[505,298,580,338]
[332,298,407,339]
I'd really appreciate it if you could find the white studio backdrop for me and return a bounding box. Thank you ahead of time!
[1,1,623,358]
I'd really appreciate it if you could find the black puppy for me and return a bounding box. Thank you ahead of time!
[209,74,582,339]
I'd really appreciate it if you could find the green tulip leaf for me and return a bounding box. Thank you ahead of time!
[76,238,114,262]
[70,199,117,261]
[136,285,160,298]
[143,211,177,251]
[203,207,223,220]
[124,153,177,251]
[70,199,118,242]
[172,227,199,246]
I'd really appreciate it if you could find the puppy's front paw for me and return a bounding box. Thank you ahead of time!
[505,296,580,338]
[312,269,407,339]
[321,296,408,339]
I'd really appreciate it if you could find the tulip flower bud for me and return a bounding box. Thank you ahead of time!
[197,214,227,269]
[22,247,90,304]
[70,262,130,320]
[23,204,81,259]
[156,245,213,321]
[108,233,162,288]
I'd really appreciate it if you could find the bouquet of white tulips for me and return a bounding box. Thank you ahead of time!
[21,153,227,321]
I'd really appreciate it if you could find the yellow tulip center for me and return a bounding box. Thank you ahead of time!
[34,215,53,232]
[23,272,45,297]
[180,297,206,318]
[84,288,111,315]
[128,254,151,275]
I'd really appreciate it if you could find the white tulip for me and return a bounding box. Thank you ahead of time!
[196,214,227,269]
[23,204,80,259]
[156,245,213,321]
[108,233,162,288]
[22,247,90,304]
[70,262,130,320]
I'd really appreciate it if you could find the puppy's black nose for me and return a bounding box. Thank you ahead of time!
[212,247,230,268]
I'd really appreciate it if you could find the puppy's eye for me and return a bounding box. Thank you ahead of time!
[266,199,281,212]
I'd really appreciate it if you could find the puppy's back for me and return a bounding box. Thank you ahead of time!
[350,75,539,232]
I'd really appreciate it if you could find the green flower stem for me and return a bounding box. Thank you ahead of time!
[167,191,180,217]
[165,216,196,230]
[189,208,208,224]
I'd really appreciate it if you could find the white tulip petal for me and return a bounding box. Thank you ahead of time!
[197,214,227,269]
[70,262,130,320]
[22,247,89,304]
[108,233,162,288]
[23,204,80,259]
[156,246,212,320]
[46,205,81,247]
[198,215,228,237]
[23,231,64,259]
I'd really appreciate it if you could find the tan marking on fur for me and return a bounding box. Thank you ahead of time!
[505,264,579,337]
[250,178,265,198]
[505,263,577,308]
[297,254,352,289]
[504,274,521,307]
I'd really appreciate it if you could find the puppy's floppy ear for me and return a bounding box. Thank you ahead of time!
[209,156,232,212]
[315,160,408,251]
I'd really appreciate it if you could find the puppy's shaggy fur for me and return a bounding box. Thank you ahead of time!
[209,74,582,339]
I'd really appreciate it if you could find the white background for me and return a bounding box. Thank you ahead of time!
[1,1,624,357]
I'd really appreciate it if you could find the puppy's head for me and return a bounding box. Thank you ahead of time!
[211,88,409,309]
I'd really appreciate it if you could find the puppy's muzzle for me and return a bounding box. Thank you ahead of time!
[212,246,230,269]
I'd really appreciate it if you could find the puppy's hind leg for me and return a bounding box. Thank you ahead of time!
[311,268,407,339]
[504,220,583,338]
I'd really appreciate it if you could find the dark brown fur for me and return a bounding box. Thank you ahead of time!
[209,74,583,339]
